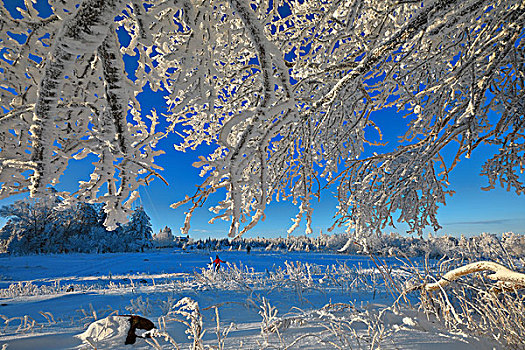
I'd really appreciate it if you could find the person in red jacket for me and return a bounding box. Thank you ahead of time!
[212,255,225,271]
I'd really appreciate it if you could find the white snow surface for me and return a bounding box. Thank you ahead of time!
[0,249,501,349]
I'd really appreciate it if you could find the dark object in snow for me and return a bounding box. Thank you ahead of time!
[66,285,74,292]
[124,315,155,345]
[246,245,251,254]
[139,279,148,284]
[143,258,149,261]
[0,303,7,306]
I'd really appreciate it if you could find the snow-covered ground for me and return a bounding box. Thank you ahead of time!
[0,249,501,349]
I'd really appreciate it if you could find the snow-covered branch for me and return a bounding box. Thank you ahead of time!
[1,0,523,234]
[30,0,125,196]
[424,261,525,292]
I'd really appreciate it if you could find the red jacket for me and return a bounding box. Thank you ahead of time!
[213,257,225,265]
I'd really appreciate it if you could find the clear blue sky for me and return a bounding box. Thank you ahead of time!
[52,87,524,240]
[1,123,523,239]
[1,0,524,239]
[131,108,525,239]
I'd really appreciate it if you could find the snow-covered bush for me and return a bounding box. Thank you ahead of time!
[501,232,525,258]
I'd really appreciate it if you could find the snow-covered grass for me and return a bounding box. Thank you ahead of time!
[0,249,514,349]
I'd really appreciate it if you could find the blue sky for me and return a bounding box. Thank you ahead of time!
[129,109,525,239]
[1,121,523,239]
[81,86,525,239]
[1,0,524,239]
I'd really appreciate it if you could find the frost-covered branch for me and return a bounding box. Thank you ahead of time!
[30,0,125,196]
[1,0,524,235]
[424,261,525,292]
[1,0,168,228]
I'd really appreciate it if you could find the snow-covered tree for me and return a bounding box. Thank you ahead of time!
[122,206,153,252]
[0,194,59,253]
[0,0,165,230]
[1,0,523,239]
[0,197,153,254]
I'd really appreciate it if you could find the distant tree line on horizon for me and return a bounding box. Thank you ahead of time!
[0,195,153,255]
[176,231,525,260]
[1,196,523,259]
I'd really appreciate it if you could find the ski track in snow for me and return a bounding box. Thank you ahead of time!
[0,249,501,349]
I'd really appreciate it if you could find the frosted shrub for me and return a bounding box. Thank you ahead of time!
[258,297,281,346]
[168,297,205,350]
[501,233,525,258]
[0,281,68,298]
[281,261,325,301]
[193,264,223,290]
[222,263,259,292]
[189,260,390,302]
[193,262,262,292]
[423,234,459,258]
[127,296,154,316]
[314,302,396,350]
[254,299,400,349]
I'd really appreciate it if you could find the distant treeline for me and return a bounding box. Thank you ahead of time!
[171,231,525,259]
[2,195,523,259]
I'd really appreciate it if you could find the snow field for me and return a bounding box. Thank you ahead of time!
[0,250,508,349]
